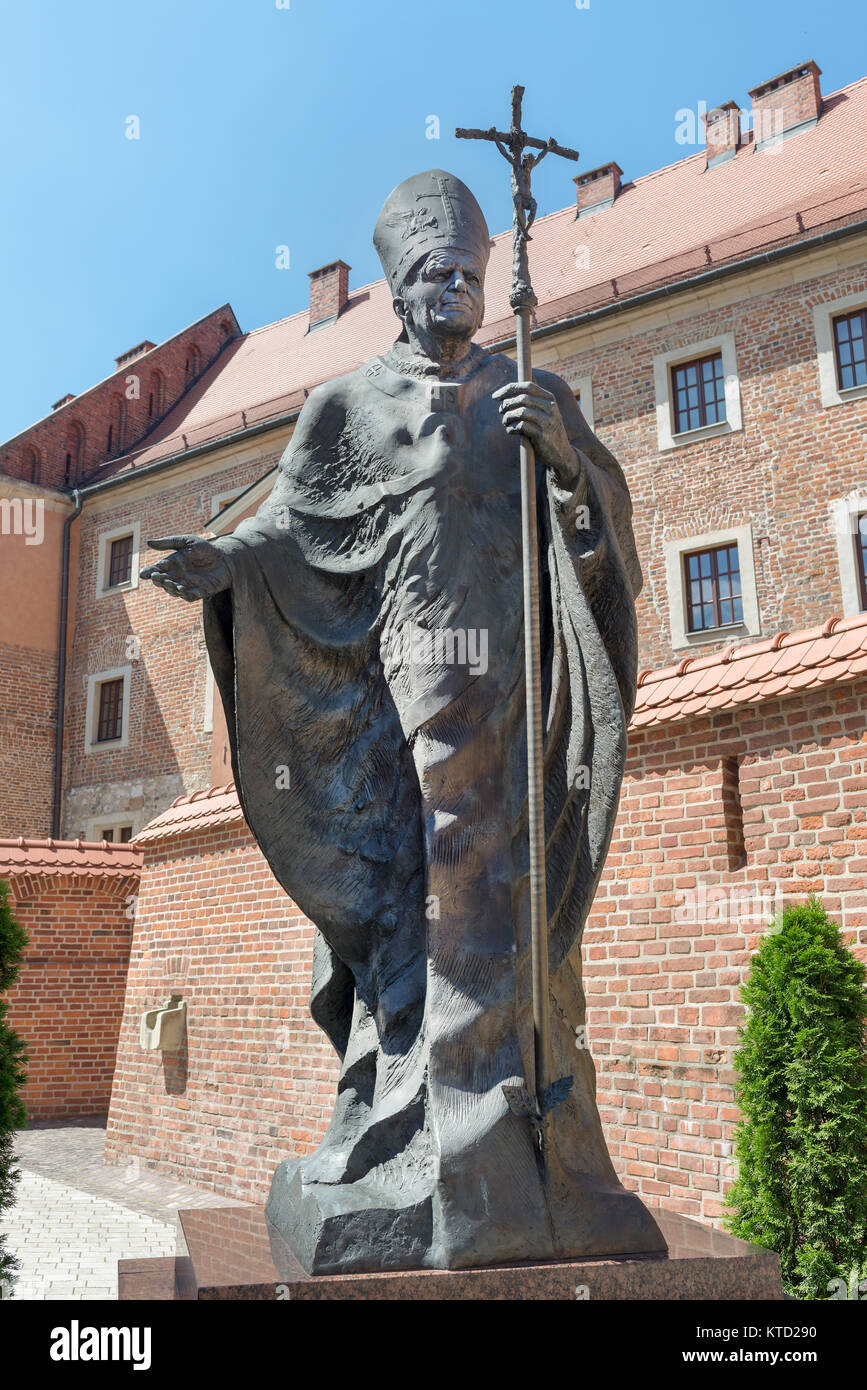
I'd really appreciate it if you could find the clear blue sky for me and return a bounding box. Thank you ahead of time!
[0,0,862,441]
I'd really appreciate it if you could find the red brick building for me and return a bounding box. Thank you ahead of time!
[2,61,866,1213]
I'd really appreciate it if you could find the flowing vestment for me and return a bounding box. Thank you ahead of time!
[204,348,665,1271]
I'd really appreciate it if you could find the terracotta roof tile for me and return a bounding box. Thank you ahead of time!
[0,837,142,880]
[828,627,867,661]
[740,650,787,682]
[633,613,867,726]
[771,645,808,674]
[135,783,246,844]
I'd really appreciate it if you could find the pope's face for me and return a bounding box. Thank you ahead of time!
[398,248,486,343]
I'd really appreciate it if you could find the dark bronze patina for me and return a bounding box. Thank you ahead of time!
[142,129,665,1273]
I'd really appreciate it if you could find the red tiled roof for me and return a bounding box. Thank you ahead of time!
[633,612,867,727]
[90,75,867,484]
[0,837,142,881]
[133,783,245,844]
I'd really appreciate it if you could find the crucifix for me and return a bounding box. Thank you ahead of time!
[456,87,580,1150]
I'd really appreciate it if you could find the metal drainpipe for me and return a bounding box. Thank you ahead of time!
[52,487,82,838]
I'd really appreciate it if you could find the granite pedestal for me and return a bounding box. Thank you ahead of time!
[118,1206,784,1300]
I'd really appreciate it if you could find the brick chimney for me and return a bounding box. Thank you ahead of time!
[748,60,822,148]
[51,393,76,411]
[115,339,156,369]
[574,163,622,218]
[308,260,351,329]
[702,101,742,167]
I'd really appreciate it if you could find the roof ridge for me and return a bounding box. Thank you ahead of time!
[167,782,236,809]
[0,835,142,852]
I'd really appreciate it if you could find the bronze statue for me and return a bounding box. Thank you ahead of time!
[143,154,665,1274]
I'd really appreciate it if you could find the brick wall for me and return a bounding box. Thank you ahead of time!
[0,645,57,837]
[5,874,138,1120]
[586,675,867,1226]
[104,676,867,1218]
[104,821,337,1197]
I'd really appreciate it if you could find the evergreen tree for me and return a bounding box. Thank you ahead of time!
[0,879,27,1289]
[725,896,867,1299]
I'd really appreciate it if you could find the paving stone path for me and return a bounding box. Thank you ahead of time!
[2,1119,247,1301]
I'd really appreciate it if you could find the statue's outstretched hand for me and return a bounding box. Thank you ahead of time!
[141,535,232,602]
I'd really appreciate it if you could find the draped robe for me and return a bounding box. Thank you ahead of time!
[203,346,665,1272]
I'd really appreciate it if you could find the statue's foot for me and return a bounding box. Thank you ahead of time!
[266,1158,434,1276]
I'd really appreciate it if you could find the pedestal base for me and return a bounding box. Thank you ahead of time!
[118,1205,783,1300]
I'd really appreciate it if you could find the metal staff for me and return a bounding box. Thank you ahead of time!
[456,87,580,1146]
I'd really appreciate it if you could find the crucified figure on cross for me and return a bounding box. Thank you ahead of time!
[457,84,579,310]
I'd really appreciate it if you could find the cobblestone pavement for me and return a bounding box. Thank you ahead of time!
[2,1119,248,1301]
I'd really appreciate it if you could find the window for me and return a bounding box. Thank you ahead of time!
[568,375,594,430]
[96,521,140,596]
[148,369,165,420]
[93,823,133,843]
[107,396,126,458]
[653,334,742,450]
[684,543,743,632]
[84,665,132,752]
[185,345,201,379]
[858,513,867,611]
[833,310,867,392]
[813,294,867,407]
[23,447,41,485]
[65,422,85,485]
[209,487,247,523]
[664,523,759,648]
[672,353,726,434]
[96,678,124,743]
[107,534,134,588]
[830,492,867,616]
[87,815,136,842]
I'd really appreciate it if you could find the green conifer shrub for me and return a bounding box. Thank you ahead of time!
[725,896,867,1299]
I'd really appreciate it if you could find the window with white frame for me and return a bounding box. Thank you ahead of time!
[203,665,214,733]
[570,375,595,431]
[96,521,141,597]
[88,819,135,843]
[652,334,742,451]
[84,666,132,752]
[664,523,760,649]
[813,291,867,407]
[211,487,245,520]
[830,491,867,616]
